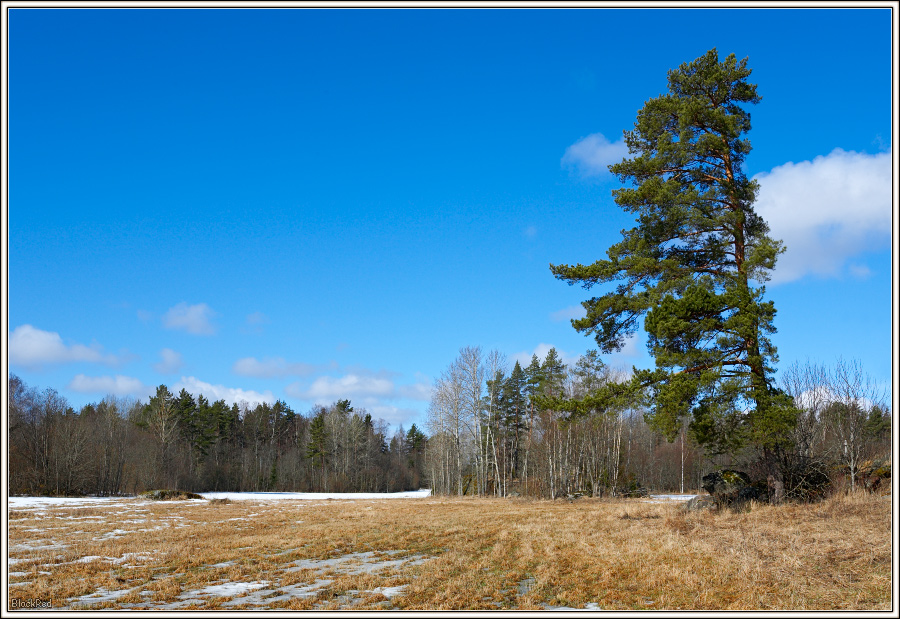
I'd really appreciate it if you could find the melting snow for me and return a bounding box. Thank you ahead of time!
[286,550,428,575]
[373,585,407,598]
[200,489,431,501]
[69,587,134,606]
[191,581,270,597]
[8,496,126,509]
[644,494,697,503]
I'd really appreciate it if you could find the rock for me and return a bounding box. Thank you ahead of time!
[701,470,761,507]
[681,495,717,511]
[702,469,749,495]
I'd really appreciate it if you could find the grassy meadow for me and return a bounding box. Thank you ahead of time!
[6,489,893,611]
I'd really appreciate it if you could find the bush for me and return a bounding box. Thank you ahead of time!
[139,489,204,501]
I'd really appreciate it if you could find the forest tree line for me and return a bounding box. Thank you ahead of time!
[425,346,891,499]
[7,374,427,497]
[6,347,891,500]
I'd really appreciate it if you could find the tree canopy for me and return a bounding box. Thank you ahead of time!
[551,48,793,456]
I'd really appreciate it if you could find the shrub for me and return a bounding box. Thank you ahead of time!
[139,489,204,501]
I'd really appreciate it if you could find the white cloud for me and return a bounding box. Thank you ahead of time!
[162,302,217,335]
[602,334,644,381]
[67,374,154,399]
[753,148,891,284]
[153,348,184,374]
[793,386,879,413]
[9,325,122,368]
[292,373,396,402]
[615,333,642,359]
[232,357,319,378]
[174,376,275,407]
[511,343,580,369]
[561,132,629,177]
[792,385,834,412]
[549,305,586,322]
[366,405,423,428]
[285,370,432,406]
[397,382,433,401]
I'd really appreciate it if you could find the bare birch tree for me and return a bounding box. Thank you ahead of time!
[827,358,886,492]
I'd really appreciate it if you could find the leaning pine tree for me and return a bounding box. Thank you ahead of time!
[550,49,797,470]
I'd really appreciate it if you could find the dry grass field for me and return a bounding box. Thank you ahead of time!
[6,489,893,611]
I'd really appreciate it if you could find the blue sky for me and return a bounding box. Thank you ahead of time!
[6,6,895,431]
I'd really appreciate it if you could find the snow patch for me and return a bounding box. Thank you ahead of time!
[644,494,697,503]
[8,496,126,509]
[192,581,270,597]
[200,489,431,501]
[373,585,407,598]
[286,550,429,575]
[69,587,134,606]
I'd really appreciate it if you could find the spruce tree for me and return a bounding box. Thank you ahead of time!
[550,49,794,457]
[524,354,543,417]
[502,361,527,476]
[539,348,567,400]
[307,411,329,470]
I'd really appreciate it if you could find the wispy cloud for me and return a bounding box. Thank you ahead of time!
[754,148,891,284]
[153,348,184,374]
[243,311,270,335]
[163,302,217,335]
[174,376,275,407]
[549,305,586,322]
[232,356,324,378]
[561,132,628,178]
[67,374,154,399]
[848,264,872,279]
[246,311,269,326]
[9,325,125,368]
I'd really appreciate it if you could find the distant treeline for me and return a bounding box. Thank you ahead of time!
[7,348,891,500]
[7,375,426,496]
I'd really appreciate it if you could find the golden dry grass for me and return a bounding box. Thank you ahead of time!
[6,489,893,611]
